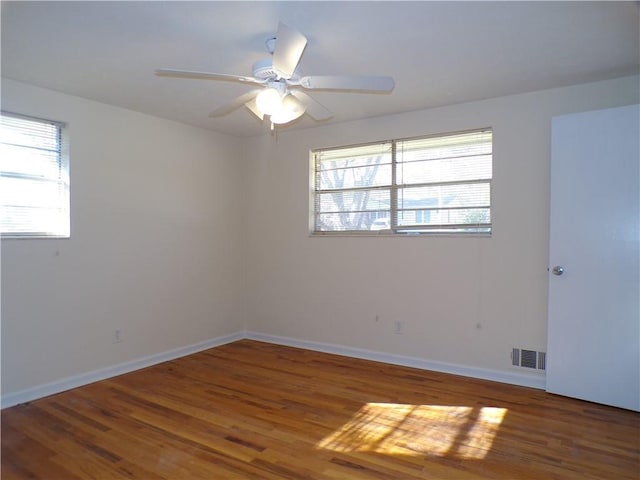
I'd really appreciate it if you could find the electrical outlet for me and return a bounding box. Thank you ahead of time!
[394,320,404,335]
[113,329,123,344]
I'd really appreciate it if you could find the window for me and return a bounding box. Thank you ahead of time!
[311,128,492,235]
[1,112,69,238]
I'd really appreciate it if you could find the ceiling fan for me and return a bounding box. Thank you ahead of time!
[155,22,395,129]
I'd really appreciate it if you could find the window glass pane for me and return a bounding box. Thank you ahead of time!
[397,130,492,162]
[0,176,65,208]
[316,143,392,191]
[397,208,491,228]
[0,143,61,178]
[396,131,492,186]
[397,155,492,185]
[318,163,392,190]
[398,183,490,209]
[315,142,392,165]
[0,115,59,150]
[316,189,391,212]
[316,211,389,232]
[315,189,390,231]
[1,205,68,236]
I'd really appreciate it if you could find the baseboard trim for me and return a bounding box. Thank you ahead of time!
[2,329,545,408]
[245,331,546,390]
[1,331,244,409]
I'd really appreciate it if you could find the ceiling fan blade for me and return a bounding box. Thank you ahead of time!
[290,91,332,121]
[299,75,395,92]
[209,90,262,117]
[156,68,264,85]
[272,22,307,79]
[244,98,264,120]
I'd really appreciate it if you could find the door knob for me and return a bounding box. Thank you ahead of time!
[551,265,564,276]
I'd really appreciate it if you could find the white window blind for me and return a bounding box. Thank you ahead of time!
[312,129,492,235]
[1,112,69,238]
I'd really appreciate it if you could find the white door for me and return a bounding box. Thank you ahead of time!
[547,104,639,411]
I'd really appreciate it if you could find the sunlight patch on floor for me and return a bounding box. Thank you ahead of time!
[316,403,507,459]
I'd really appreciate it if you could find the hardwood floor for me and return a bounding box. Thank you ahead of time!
[2,340,639,479]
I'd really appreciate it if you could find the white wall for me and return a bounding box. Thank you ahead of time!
[1,79,245,397]
[243,76,640,378]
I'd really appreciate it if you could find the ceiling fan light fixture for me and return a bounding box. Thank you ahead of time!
[270,108,304,125]
[256,88,306,124]
[255,87,282,116]
[270,93,306,124]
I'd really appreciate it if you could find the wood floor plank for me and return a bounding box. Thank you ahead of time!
[2,339,639,479]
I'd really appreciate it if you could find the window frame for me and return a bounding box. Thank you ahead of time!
[1,111,70,239]
[310,128,493,236]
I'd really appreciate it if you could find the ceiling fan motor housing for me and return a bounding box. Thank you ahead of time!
[252,58,300,82]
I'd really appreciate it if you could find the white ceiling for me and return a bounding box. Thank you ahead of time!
[2,1,638,137]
